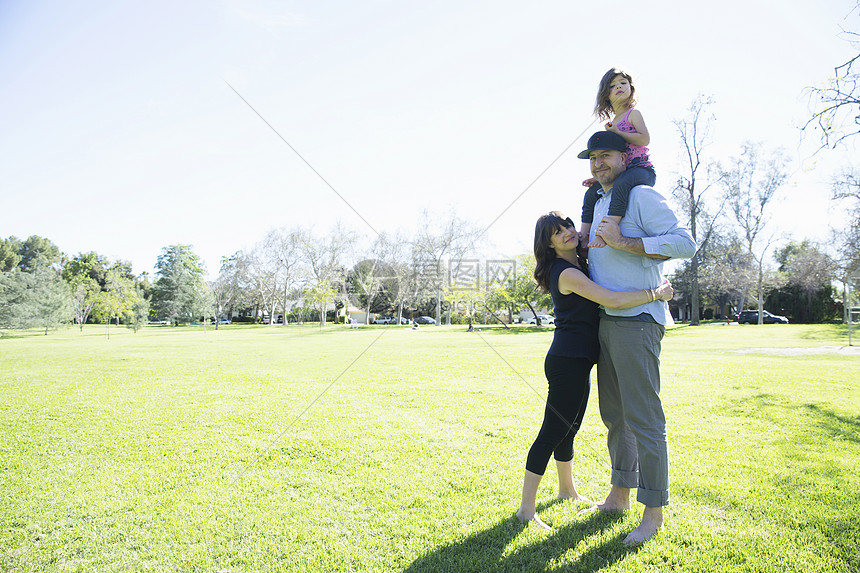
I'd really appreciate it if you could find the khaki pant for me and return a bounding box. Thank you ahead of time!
[597,318,669,507]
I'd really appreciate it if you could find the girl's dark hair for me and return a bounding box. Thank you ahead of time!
[593,67,637,121]
[533,211,586,293]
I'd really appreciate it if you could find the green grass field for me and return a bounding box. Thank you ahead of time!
[1,323,858,572]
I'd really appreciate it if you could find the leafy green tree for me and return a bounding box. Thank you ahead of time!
[1,235,61,273]
[506,254,551,324]
[0,256,72,333]
[303,282,337,325]
[30,261,73,334]
[129,289,150,332]
[151,245,208,325]
[0,237,22,272]
[0,270,30,328]
[766,241,838,323]
[92,288,123,336]
[62,252,110,287]
[18,236,62,272]
[92,268,143,336]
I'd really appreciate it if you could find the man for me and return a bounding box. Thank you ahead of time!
[577,131,695,545]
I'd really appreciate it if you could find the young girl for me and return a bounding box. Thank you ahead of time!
[516,212,673,530]
[579,68,656,248]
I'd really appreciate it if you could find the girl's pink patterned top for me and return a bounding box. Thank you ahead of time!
[616,108,652,168]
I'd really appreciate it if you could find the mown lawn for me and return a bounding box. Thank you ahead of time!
[1,322,858,572]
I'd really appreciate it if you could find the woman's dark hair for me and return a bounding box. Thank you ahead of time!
[594,67,637,121]
[533,211,586,293]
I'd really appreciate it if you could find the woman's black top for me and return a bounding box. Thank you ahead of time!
[547,258,600,363]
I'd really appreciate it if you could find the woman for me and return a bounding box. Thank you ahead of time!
[516,211,673,529]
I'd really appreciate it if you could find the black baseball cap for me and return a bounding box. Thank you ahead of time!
[577,131,627,159]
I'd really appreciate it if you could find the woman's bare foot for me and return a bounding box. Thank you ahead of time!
[515,511,552,531]
[558,493,591,505]
[623,507,663,545]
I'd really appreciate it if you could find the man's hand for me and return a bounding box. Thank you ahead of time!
[594,217,624,248]
[595,217,669,260]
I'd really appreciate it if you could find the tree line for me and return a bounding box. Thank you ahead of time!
[1,140,856,332]
[3,6,859,332]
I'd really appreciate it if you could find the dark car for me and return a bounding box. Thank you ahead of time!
[736,310,789,324]
[415,316,436,325]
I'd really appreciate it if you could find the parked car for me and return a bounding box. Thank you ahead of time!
[211,318,231,325]
[527,314,555,325]
[735,310,788,324]
[415,316,436,325]
[397,317,410,324]
[373,316,396,324]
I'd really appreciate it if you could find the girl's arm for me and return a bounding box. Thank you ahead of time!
[557,267,672,308]
[607,109,650,147]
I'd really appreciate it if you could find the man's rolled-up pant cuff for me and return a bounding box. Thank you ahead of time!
[611,468,639,489]
[637,487,670,508]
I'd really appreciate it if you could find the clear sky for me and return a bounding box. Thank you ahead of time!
[1,0,857,279]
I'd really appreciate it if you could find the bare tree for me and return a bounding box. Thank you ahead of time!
[718,142,790,323]
[699,232,757,318]
[215,253,255,323]
[832,166,860,274]
[272,228,306,324]
[69,277,99,331]
[349,233,398,324]
[211,258,239,328]
[827,166,860,321]
[672,94,721,324]
[299,222,356,327]
[244,234,281,325]
[803,2,860,150]
[385,231,421,324]
[412,210,482,324]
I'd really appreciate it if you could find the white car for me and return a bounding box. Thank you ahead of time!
[526,315,555,325]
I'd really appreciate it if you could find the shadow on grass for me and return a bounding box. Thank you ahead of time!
[404,501,632,573]
[724,393,860,444]
[682,392,860,571]
[0,329,50,340]
[800,401,860,444]
[798,323,849,341]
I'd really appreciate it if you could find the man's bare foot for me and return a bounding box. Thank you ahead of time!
[515,511,552,531]
[578,487,631,515]
[623,507,663,545]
